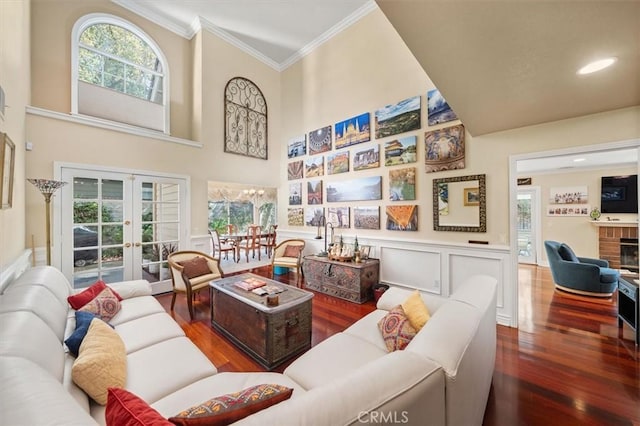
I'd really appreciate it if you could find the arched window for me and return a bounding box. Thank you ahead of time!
[224,77,267,159]
[72,14,169,133]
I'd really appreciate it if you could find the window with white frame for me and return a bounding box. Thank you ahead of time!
[72,14,169,133]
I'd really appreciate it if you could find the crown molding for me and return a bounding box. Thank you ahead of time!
[111,0,378,71]
[280,1,378,70]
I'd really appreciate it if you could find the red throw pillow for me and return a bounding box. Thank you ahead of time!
[68,280,122,310]
[168,384,293,426]
[283,245,302,258]
[178,257,211,279]
[106,387,173,426]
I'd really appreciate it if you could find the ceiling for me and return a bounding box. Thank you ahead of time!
[516,147,638,174]
[113,0,640,139]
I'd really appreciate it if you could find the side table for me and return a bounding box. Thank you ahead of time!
[618,275,639,346]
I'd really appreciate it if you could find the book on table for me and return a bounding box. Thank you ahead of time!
[251,284,284,296]
[234,277,267,291]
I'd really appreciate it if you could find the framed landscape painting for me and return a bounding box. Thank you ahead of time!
[354,206,380,230]
[326,176,382,202]
[308,125,332,155]
[307,180,323,204]
[327,151,349,175]
[334,112,370,149]
[375,95,421,139]
[386,205,418,231]
[327,207,350,228]
[385,135,417,166]
[427,88,458,126]
[287,160,303,180]
[287,135,306,158]
[353,144,380,171]
[305,156,324,177]
[288,208,304,226]
[389,167,416,201]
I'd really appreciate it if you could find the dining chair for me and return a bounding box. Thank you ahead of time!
[237,225,261,263]
[259,224,278,258]
[167,251,223,320]
[209,229,236,262]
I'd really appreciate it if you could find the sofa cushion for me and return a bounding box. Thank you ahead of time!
[342,309,388,351]
[179,257,212,280]
[79,287,122,322]
[168,384,293,426]
[72,319,127,405]
[69,280,122,310]
[284,333,386,390]
[558,244,579,262]
[378,305,417,352]
[106,387,173,426]
[108,296,166,326]
[4,266,72,305]
[401,290,431,331]
[150,372,306,420]
[114,312,185,354]
[65,310,97,357]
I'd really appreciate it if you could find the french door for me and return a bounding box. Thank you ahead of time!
[517,187,540,264]
[59,167,188,293]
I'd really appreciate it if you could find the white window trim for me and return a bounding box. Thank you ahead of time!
[71,13,171,134]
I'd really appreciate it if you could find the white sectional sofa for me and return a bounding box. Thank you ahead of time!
[0,266,497,426]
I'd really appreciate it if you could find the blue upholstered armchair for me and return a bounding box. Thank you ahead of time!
[544,240,619,297]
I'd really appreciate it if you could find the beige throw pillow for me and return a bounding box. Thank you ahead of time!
[72,318,126,405]
[401,290,431,331]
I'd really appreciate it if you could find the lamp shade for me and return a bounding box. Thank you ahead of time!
[27,179,67,194]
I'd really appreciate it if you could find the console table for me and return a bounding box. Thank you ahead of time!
[618,275,639,346]
[302,255,379,303]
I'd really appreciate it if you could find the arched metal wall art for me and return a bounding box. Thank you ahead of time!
[224,77,267,159]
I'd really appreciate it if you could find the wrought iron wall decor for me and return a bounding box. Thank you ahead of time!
[224,77,267,159]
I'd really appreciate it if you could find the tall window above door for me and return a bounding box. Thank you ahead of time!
[224,77,268,159]
[71,14,169,133]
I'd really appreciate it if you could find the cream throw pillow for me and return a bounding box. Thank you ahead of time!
[72,318,126,405]
[401,290,431,331]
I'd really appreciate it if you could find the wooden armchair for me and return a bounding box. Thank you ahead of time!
[271,239,305,287]
[167,251,223,320]
[210,229,236,262]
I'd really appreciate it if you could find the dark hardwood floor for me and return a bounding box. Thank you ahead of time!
[155,264,639,425]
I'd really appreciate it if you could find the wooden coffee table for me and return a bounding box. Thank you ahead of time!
[210,273,313,369]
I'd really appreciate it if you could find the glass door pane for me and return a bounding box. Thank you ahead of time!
[517,191,537,264]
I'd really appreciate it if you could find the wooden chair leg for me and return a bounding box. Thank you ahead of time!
[170,291,177,310]
[185,287,194,320]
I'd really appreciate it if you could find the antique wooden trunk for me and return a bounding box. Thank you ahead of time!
[210,275,313,370]
[302,255,379,303]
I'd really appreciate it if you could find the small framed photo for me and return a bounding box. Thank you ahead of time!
[464,187,480,206]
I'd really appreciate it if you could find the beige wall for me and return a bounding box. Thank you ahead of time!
[0,0,30,270]
[280,8,640,245]
[523,165,638,262]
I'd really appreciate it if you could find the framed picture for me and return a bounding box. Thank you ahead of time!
[386,205,418,231]
[327,151,349,175]
[464,187,480,206]
[327,207,350,228]
[288,208,304,226]
[389,167,416,201]
[305,156,324,177]
[305,207,324,227]
[287,160,303,180]
[424,124,466,173]
[287,135,306,158]
[354,206,380,230]
[308,125,332,155]
[326,176,382,202]
[335,112,370,149]
[1,132,15,209]
[289,183,302,205]
[353,144,380,171]
[307,180,323,204]
[385,135,417,166]
[427,88,458,126]
[375,95,421,139]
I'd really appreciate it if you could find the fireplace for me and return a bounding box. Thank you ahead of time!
[620,238,639,272]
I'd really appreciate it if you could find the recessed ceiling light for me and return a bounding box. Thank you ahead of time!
[573,158,586,162]
[577,57,617,75]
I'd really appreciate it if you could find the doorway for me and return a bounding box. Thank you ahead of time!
[58,165,188,294]
[517,187,540,264]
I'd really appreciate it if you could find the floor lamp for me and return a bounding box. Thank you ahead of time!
[28,178,67,266]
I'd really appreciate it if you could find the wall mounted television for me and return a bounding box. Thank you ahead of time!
[601,175,638,213]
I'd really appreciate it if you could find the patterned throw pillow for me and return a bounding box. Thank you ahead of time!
[378,305,417,352]
[168,384,293,426]
[178,257,211,279]
[79,287,122,322]
[106,387,173,426]
[68,280,122,310]
[283,245,302,258]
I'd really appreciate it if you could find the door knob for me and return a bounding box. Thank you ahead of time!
[125,242,132,248]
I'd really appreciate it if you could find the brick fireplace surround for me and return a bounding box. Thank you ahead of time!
[598,225,638,270]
